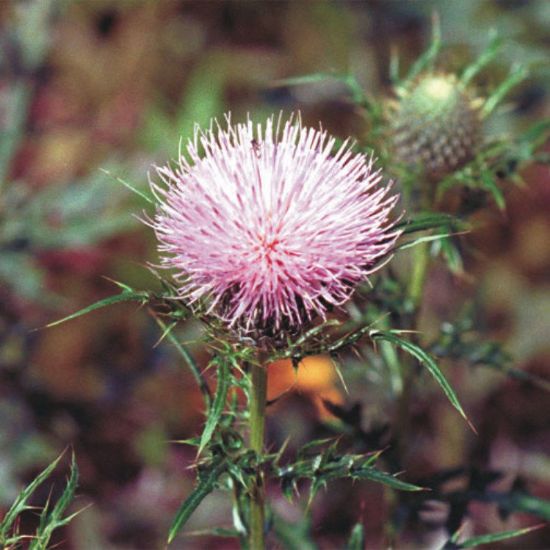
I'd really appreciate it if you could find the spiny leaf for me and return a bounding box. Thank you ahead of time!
[168,460,227,544]
[297,438,336,459]
[29,453,80,550]
[198,358,230,455]
[456,524,544,548]
[370,331,474,431]
[0,453,63,541]
[328,323,375,353]
[277,451,423,499]
[351,467,424,492]
[44,290,149,329]
[291,319,341,348]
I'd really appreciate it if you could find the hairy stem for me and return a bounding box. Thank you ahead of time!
[249,361,268,549]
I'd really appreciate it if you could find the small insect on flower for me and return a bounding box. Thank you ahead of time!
[150,114,401,341]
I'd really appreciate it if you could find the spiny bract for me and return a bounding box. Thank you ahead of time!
[390,73,482,179]
[151,114,400,338]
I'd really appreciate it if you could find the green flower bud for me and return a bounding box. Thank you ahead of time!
[390,73,483,179]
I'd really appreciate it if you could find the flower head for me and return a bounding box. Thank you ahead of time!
[390,73,482,178]
[151,114,400,338]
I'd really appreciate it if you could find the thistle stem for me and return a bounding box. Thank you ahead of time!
[407,240,430,308]
[249,361,267,550]
[396,238,431,459]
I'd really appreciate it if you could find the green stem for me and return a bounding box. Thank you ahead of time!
[396,239,431,458]
[407,240,430,308]
[249,362,268,550]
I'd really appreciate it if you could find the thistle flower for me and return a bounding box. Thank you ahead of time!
[390,73,483,179]
[151,114,400,339]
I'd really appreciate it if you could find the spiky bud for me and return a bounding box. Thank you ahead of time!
[390,73,482,179]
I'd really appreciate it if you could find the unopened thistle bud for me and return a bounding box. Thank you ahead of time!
[389,73,483,179]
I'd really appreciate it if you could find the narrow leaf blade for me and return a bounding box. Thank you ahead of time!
[44,291,149,329]
[396,212,466,235]
[480,168,505,211]
[198,358,230,455]
[0,453,63,540]
[29,453,79,549]
[168,461,226,544]
[352,467,425,492]
[100,168,154,204]
[371,331,474,431]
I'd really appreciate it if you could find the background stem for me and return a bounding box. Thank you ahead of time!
[396,239,431,460]
[407,240,430,308]
[249,362,267,549]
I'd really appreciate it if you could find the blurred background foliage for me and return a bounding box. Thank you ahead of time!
[0,1,549,548]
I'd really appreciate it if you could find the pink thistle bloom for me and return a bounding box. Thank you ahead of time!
[151,114,401,337]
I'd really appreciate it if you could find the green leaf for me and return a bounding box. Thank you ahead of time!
[168,460,226,544]
[346,523,365,550]
[505,492,550,520]
[274,72,341,87]
[44,290,150,329]
[371,331,474,431]
[396,213,466,235]
[328,323,376,353]
[100,168,154,204]
[180,527,239,538]
[0,452,63,543]
[433,236,464,275]
[29,453,80,550]
[457,524,544,548]
[482,64,529,117]
[480,168,505,211]
[198,358,230,455]
[397,232,454,251]
[520,120,550,150]
[297,438,336,459]
[352,467,424,492]
[153,317,212,407]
